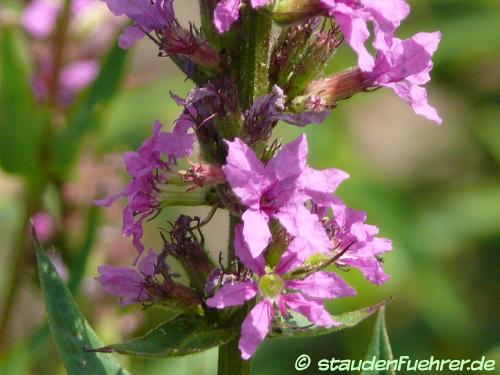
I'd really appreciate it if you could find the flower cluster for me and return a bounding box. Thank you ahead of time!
[21,0,121,106]
[96,0,440,360]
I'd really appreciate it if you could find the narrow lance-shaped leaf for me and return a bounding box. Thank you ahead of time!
[1,211,102,375]
[50,42,128,177]
[92,314,237,358]
[35,234,130,375]
[0,27,40,178]
[361,306,396,375]
[269,298,393,339]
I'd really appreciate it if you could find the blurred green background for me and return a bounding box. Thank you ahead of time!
[0,0,499,374]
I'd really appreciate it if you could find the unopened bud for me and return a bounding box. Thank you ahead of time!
[270,18,342,102]
[180,162,226,187]
[265,223,291,268]
[271,0,325,24]
[161,26,222,74]
[163,215,216,294]
[292,68,368,111]
[159,184,218,206]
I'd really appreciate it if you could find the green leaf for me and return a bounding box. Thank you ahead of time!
[0,27,40,177]
[1,211,101,375]
[35,236,130,375]
[269,298,392,339]
[360,306,396,375]
[50,42,128,177]
[94,315,236,358]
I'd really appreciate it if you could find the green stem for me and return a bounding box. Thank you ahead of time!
[237,10,273,108]
[0,182,43,353]
[217,335,251,375]
[227,214,238,264]
[216,5,272,375]
[197,0,218,46]
[49,0,72,106]
[0,3,73,353]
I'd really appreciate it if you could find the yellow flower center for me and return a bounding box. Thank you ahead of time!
[258,273,285,298]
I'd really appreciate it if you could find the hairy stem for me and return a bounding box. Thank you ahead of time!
[217,334,251,375]
[237,10,272,108]
[216,5,272,375]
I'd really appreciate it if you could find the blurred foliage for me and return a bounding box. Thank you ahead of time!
[0,0,499,374]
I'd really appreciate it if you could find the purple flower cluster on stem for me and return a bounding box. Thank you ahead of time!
[94,0,441,368]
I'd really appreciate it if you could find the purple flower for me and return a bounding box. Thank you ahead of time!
[103,0,222,73]
[245,86,330,139]
[30,58,99,106]
[59,59,99,97]
[214,0,272,33]
[223,135,348,258]
[316,198,392,285]
[96,120,195,254]
[31,211,55,242]
[22,0,118,105]
[22,0,60,38]
[206,225,356,359]
[22,0,108,38]
[365,32,442,124]
[304,31,441,123]
[97,250,158,306]
[319,0,410,71]
[102,0,175,48]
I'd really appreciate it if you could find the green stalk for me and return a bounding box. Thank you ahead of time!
[217,328,251,375]
[198,0,218,47]
[217,6,272,375]
[237,9,273,108]
[0,181,44,353]
[0,0,73,353]
[49,0,72,106]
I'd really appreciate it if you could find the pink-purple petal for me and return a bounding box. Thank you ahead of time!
[242,209,272,258]
[60,60,99,92]
[283,293,339,327]
[388,81,442,124]
[234,224,265,275]
[214,0,242,33]
[97,266,148,306]
[239,299,274,359]
[22,0,60,38]
[300,167,349,205]
[286,271,356,300]
[250,0,271,8]
[333,9,374,72]
[223,138,269,206]
[275,205,331,258]
[137,249,158,276]
[118,25,147,48]
[206,281,258,308]
[266,135,308,181]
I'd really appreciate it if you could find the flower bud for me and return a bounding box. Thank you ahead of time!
[265,223,290,268]
[291,68,368,111]
[158,184,218,207]
[270,18,342,103]
[31,212,55,243]
[162,215,216,294]
[161,25,222,75]
[271,0,325,24]
[180,162,226,187]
